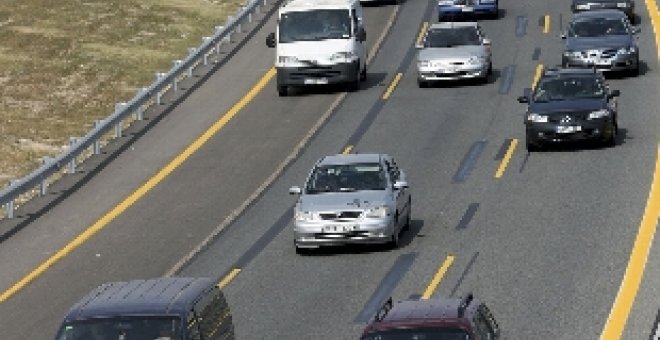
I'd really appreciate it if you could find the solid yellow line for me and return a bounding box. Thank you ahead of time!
[342,145,354,154]
[494,139,519,179]
[532,64,544,89]
[600,145,660,339]
[217,268,241,289]
[543,15,550,34]
[0,67,276,303]
[421,255,455,300]
[416,21,429,46]
[383,73,403,100]
[645,0,660,61]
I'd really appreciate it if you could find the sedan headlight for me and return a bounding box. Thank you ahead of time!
[617,2,630,7]
[467,55,484,65]
[575,4,590,10]
[480,0,496,3]
[563,50,582,57]
[588,109,611,119]
[418,60,431,68]
[527,113,549,123]
[278,56,298,64]
[295,210,316,221]
[617,46,637,55]
[365,206,391,218]
[330,51,356,62]
[438,0,455,5]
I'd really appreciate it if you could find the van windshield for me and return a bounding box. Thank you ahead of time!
[279,9,352,43]
[54,316,182,340]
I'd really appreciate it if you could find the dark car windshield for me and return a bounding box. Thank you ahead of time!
[306,163,387,193]
[55,316,182,340]
[362,327,471,340]
[569,17,629,37]
[425,27,481,47]
[533,76,605,102]
[279,9,352,43]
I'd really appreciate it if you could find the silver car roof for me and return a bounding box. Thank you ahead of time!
[317,153,384,166]
[429,22,479,30]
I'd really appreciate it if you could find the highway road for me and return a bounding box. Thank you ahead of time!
[0,0,658,339]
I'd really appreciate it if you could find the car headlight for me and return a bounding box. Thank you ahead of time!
[330,51,355,62]
[588,109,611,119]
[467,55,484,65]
[480,0,496,3]
[418,60,431,68]
[617,46,636,55]
[278,56,298,64]
[365,206,391,218]
[438,0,455,5]
[617,2,630,7]
[527,113,549,123]
[295,210,316,221]
[563,50,582,57]
[575,4,590,9]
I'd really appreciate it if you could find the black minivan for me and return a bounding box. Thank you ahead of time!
[53,277,234,340]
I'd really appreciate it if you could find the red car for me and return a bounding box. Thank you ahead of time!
[360,293,500,340]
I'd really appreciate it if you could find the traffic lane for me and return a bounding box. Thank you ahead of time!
[179,2,545,339]
[0,0,284,293]
[0,5,399,340]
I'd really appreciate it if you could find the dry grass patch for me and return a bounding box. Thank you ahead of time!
[0,0,245,189]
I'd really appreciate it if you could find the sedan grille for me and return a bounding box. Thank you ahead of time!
[320,211,362,220]
[548,111,590,123]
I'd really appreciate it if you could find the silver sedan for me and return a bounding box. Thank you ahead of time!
[289,153,411,254]
[416,22,492,87]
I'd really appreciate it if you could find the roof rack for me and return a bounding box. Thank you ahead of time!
[374,297,393,322]
[457,293,474,318]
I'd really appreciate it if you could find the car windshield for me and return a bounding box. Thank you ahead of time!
[279,9,352,43]
[533,76,605,102]
[425,27,481,47]
[54,316,182,340]
[306,163,387,193]
[569,17,629,37]
[362,327,471,340]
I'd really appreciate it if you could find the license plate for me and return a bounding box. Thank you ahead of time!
[438,68,458,74]
[462,6,474,12]
[323,225,356,233]
[556,125,582,133]
[304,78,328,85]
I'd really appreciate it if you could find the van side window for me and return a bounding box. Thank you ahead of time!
[194,287,233,340]
[351,9,358,34]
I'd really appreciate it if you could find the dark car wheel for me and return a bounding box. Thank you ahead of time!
[526,134,540,152]
[277,85,288,97]
[605,122,617,147]
[389,214,401,249]
[418,80,429,88]
[403,198,411,231]
[295,244,310,255]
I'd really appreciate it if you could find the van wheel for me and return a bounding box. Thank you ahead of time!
[360,65,367,81]
[347,69,360,92]
[277,85,288,97]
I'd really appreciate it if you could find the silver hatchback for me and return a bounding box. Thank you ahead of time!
[289,153,411,253]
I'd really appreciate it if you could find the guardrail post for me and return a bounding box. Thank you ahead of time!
[136,87,148,120]
[263,0,267,6]
[114,102,127,138]
[248,8,253,23]
[202,37,212,65]
[172,60,183,91]
[40,157,51,196]
[68,137,78,174]
[214,26,224,54]
[155,72,166,105]
[187,48,196,77]
[93,120,102,155]
[4,180,15,218]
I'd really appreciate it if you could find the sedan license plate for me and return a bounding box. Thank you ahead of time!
[556,125,582,133]
[304,78,328,85]
[323,225,356,233]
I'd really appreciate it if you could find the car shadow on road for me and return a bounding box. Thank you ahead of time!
[285,72,388,96]
[422,69,501,89]
[299,219,424,256]
[531,128,630,153]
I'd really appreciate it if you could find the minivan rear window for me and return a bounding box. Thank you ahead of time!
[54,316,182,340]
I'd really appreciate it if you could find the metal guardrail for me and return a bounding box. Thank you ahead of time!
[0,0,273,218]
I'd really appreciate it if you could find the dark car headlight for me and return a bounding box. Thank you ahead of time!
[617,46,637,55]
[588,109,611,119]
[527,113,549,123]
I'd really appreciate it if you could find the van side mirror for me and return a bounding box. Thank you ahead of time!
[560,32,567,39]
[356,27,366,42]
[393,181,408,190]
[415,43,424,49]
[289,186,302,195]
[609,89,621,98]
[632,26,640,34]
[266,32,276,48]
[517,95,529,103]
[482,38,491,46]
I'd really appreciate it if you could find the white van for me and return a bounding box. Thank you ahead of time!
[266,0,367,96]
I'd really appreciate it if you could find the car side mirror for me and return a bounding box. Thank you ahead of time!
[517,95,529,103]
[609,89,621,98]
[632,26,640,34]
[289,186,302,195]
[393,181,408,190]
[482,38,491,46]
[415,43,424,49]
[560,32,567,39]
[266,32,276,48]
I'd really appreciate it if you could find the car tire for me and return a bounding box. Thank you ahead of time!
[295,244,309,255]
[389,214,401,249]
[277,85,288,97]
[347,69,360,92]
[403,198,411,231]
[360,65,367,81]
[526,134,540,152]
[630,60,640,77]
[418,80,429,88]
[487,62,493,75]
[605,122,617,147]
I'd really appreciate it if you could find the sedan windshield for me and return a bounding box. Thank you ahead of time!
[533,76,605,102]
[425,27,481,48]
[362,327,471,340]
[569,17,628,37]
[279,9,352,43]
[306,163,387,193]
[55,316,182,340]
